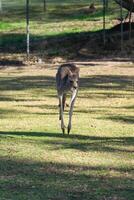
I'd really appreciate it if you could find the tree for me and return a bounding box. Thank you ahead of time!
[115,0,134,40]
[43,0,46,12]
[114,0,134,12]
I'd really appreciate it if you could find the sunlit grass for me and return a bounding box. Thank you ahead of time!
[1,1,126,59]
[0,1,134,198]
[0,1,122,35]
[0,61,134,199]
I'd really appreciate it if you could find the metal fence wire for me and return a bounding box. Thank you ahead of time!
[0,0,133,57]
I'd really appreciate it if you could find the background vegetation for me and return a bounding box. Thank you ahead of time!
[0,0,129,58]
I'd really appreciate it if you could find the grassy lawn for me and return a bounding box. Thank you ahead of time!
[0,0,127,49]
[0,0,127,32]
[0,61,134,200]
[0,1,134,199]
[1,0,131,60]
[0,0,123,35]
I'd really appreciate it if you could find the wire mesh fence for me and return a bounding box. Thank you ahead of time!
[0,0,133,58]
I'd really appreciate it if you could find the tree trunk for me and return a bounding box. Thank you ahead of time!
[106,0,109,9]
[114,0,134,12]
[43,0,46,12]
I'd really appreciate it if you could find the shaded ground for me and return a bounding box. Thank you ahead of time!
[1,23,134,63]
[0,2,134,198]
[0,0,133,61]
[0,3,134,200]
[0,153,133,200]
[0,60,134,200]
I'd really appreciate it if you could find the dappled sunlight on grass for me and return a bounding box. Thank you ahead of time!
[0,0,125,58]
[0,156,133,200]
[0,61,134,199]
[0,0,134,198]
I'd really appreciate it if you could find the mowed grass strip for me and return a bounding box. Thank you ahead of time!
[0,1,124,35]
[0,62,134,200]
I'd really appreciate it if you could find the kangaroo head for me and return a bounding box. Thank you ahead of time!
[68,72,79,90]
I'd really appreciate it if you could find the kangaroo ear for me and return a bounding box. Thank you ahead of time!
[68,69,73,77]
[74,67,80,77]
[76,67,80,73]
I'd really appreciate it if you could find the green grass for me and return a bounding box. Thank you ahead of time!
[0,62,134,200]
[0,1,134,198]
[0,1,126,34]
[0,0,129,58]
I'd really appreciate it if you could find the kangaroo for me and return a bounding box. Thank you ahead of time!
[56,63,79,134]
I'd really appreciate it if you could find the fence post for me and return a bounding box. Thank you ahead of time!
[120,0,123,52]
[0,0,2,13]
[26,0,30,61]
[103,0,106,46]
